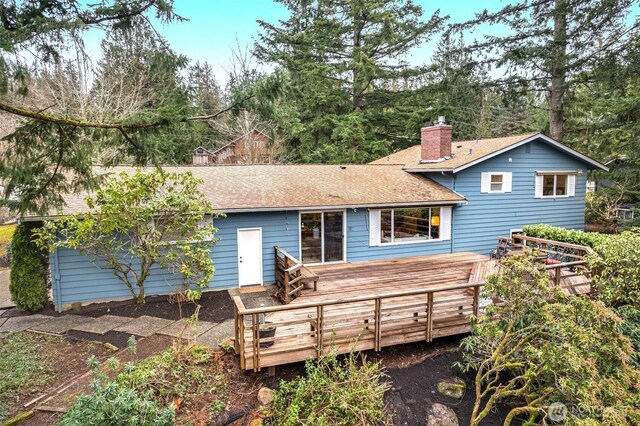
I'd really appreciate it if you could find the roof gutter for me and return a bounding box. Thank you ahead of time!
[23,199,468,221]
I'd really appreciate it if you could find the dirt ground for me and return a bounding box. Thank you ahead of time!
[3,333,112,425]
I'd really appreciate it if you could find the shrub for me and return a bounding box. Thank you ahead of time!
[617,305,640,368]
[61,345,227,426]
[586,230,640,306]
[58,380,175,426]
[460,254,640,426]
[266,352,390,426]
[522,223,608,249]
[9,222,49,312]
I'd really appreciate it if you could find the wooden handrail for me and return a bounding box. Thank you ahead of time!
[510,235,594,256]
[274,246,318,303]
[236,280,484,315]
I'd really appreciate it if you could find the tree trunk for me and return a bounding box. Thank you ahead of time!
[549,0,568,142]
[352,6,364,111]
[135,283,145,303]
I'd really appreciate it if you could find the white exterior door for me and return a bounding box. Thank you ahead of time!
[237,228,263,287]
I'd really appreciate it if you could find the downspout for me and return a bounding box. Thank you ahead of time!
[50,249,63,313]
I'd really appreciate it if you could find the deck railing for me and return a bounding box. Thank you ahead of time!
[235,237,595,372]
[274,246,318,303]
[508,235,594,288]
[233,280,484,371]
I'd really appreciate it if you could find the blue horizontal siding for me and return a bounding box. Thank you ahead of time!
[346,209,452,262]
[430,140,589,255]
[52,211,299,306]
[50,139,594,306]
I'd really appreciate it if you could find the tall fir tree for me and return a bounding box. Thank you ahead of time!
[256,0,445,163]
[453,0,639,143]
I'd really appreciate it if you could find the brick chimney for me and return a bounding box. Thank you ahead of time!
[421,116,452,163]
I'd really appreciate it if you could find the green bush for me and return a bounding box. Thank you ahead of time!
[266,352,390,426]
[58,380,175,426]
[616,305,640,368]
[522,223,608,249]
[587,230,640,306]
[9,222,49,312]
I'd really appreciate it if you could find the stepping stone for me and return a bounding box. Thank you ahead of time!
[31,315,89,334]
[0,314,52,333]
[0,317,6,328]
[114,315,174,337]
[72,315,134,335]
[198,319,235,349]
[156,318,216,340]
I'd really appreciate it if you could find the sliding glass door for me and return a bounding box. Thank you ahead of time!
[300,211,345,264]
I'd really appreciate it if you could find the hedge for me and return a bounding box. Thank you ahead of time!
[9,222,49,312]
[522,224,608,250]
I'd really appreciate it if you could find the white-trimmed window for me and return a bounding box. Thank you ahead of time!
[534,172,576,198]
[481,172,512,193]
[369,207,452,246]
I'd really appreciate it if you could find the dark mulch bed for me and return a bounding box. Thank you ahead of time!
[385,348,508,426]
[72,290,234,322]
[2,290,234,323]
[67,330,136,349]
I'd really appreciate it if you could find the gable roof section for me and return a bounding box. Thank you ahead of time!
[371,133,608,173]
[33,164,465,218]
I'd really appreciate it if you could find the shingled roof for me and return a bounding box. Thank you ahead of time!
[371,133,607,172]
[34,164,466,217]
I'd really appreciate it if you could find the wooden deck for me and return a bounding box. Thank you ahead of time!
[233,246,592,372]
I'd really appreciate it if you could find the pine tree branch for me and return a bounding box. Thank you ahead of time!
[0,96,252,132]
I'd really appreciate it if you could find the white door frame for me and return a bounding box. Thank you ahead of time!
[298,209,347,265]
[237,227,263,287]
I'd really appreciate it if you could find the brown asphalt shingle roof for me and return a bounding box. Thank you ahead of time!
[371,133,539,170]
[41,164,465,216]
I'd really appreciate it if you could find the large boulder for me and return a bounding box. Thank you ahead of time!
[426,403,459,426]
[257,387,275,405]
[436,377,466,399]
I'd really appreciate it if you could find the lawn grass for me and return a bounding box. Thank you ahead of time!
[0,223,16,259]
[0,332,54,420]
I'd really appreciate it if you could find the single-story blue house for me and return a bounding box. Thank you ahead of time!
[26,121,607,310]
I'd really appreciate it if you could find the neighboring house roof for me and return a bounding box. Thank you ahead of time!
[371,133,608,173]
[192,146,215,155]
[31,164,466,218]
[197,129,272,157]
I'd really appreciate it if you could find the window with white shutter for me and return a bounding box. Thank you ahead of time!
[481,172,512,193]
[535,172,577,198]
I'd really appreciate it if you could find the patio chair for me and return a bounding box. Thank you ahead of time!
[490,237,512,259]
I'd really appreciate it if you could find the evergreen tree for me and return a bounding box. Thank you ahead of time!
[256,0,445,163]
[454,0,639,142]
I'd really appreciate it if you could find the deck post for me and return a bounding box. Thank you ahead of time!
[426,292,433,342]
[234,304,240,353]
[274,246,278,287]
[554,267,561,286]
[316,305,323,360]
[472,285,480,318]
[237,312,245,370]
[284,270,290,304]
[252,313,260,372]
[374,298,382,351]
